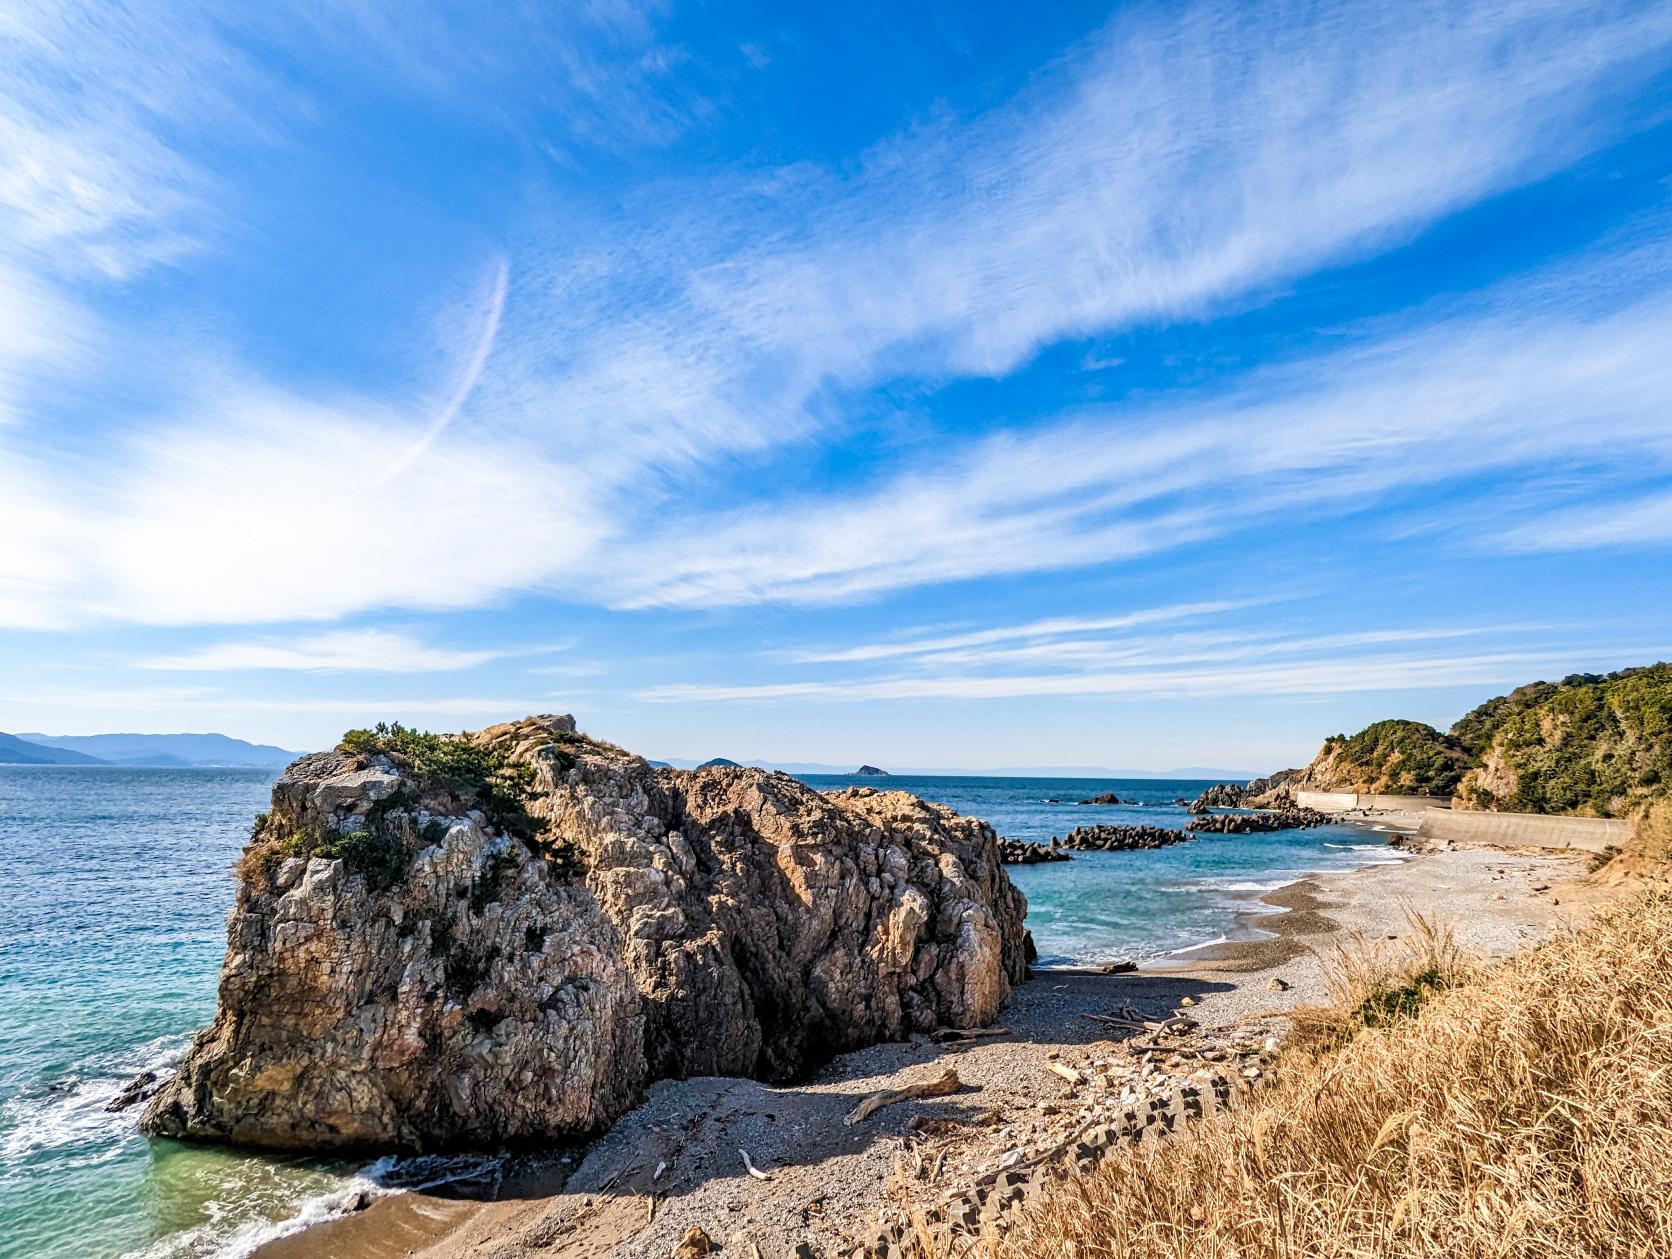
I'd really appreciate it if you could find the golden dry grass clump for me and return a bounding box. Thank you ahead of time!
[944,894,1672,1259]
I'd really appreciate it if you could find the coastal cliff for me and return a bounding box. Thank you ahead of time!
[142,716,1027,1151]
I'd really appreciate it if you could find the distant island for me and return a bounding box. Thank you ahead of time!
[847,764,890,777]
[0,731,299,769]
[697,757,743,769]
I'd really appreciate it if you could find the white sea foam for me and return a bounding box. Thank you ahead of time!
[0,1034,187,1168]
[1192,877,1291,893]
[122,1153,506,1259]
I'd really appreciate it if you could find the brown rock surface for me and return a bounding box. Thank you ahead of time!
[142,715,1026,1150]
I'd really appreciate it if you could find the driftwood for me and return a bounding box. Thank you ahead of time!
[1081,1012,1198,1034]
[1045,1061,1082,1085]
[739,1148,772,1180]
[930,1026,1010,1043]
[844,1068,962,1125]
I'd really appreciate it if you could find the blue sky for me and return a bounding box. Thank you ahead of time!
[3,0,1672,772]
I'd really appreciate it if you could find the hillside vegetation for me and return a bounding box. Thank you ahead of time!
[1286,664,1672,818]
[1452,665,1672,817]
[1298,719,1469,797]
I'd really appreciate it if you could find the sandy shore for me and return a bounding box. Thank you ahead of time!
[254,835,1597,1259]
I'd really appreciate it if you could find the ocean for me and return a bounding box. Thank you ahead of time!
[0,766,1401,1259]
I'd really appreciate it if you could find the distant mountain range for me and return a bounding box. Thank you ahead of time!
[0,731,300,769]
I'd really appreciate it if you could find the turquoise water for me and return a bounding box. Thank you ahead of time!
[0,767,1400,1258]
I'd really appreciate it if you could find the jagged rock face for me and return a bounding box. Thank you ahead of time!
[514,723,1027,1082]
[144,716,1027,1150]
[142,743,646,1151]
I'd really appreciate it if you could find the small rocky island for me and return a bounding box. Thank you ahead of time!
[848,764,890,777]
[141,716,1027,1151]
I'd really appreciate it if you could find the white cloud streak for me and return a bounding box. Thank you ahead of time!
[640,647,1668,706]
[784,602,1247,664]
[1492,489,1672,553]
[138,629,517,673]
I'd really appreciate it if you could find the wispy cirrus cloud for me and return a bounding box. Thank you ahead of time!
[138,629,528,673]
[600,266,1672,607]
[782,602,1247,664]
[640,617,1668,705]
[490,0,1672,486]
[1491,488,1672,553]
[4,0,1672,637]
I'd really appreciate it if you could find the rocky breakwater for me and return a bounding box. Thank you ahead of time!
[999,837,1072,864]
[141,715,1028,1150]
[1060,823,1191,852]
[1186,806,1333,834]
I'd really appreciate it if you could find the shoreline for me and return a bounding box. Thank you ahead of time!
[249,836,1596,1259]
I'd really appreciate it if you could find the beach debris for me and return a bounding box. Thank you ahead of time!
[1045,1061,1082,1086]
[739,1148,773,1180]
[845,1068,962,1124]
[1268,976,1291,991]
[672,1225,718,1257]
[653,1159,667,1182]
[1178,995,1195,1006]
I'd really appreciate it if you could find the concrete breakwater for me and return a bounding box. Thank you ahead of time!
[1060,824,1192,852]
[999,837,1073,864]
[1187,807,1334,835]
[1294,790,1451,813]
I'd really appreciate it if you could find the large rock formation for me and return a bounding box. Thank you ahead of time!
[142,716,1027,1151]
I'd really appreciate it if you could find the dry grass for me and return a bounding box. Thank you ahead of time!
[1285,907,1470,1055]
[929,894,1672,1259]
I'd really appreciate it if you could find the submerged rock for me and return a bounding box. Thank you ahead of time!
[142,716,1026,1150]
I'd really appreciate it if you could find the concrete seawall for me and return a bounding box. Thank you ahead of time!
[1415,808,1628,854]
[1296,791,1452,813]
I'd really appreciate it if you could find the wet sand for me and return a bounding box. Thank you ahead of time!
[255,835,1597,1259]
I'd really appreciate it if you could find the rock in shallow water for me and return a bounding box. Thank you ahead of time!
[141,715,1027,1150]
